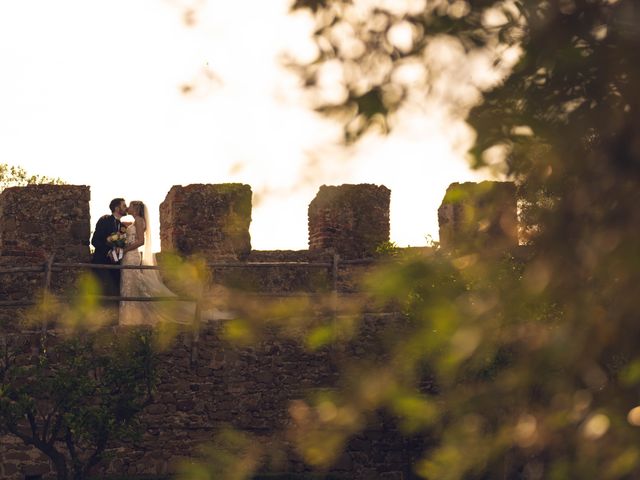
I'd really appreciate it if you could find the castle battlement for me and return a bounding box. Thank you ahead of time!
[0,181,523,479]
[0,181,518,263]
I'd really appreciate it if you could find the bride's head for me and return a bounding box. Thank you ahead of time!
[129,201,146,219]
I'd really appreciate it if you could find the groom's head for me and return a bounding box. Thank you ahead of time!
[109,198,127,218]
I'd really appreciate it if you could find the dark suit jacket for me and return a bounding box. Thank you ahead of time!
[91,214,120,264]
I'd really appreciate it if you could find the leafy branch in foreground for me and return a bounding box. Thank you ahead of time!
[278,1,640,478]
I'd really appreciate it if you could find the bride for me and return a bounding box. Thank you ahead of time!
[119,200,232,326]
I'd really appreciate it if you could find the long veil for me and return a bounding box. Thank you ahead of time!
[122,203,194,325]
[127,202,233,324]
[142,203,155,266]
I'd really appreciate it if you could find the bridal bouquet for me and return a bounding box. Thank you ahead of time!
[107,226,127,263]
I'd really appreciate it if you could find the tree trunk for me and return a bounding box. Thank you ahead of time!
[42,447,69,480]
[9,427,70,480]
[55,462,69,480]
[34,442,69,480]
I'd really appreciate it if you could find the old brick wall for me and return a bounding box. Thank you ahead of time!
[203,249,334,295]
[0,180,522,479]
[0,185,91,331]
[308,184,391,259]
[0,185,90,261]
[160,184,252,261]
[0,315,424,480]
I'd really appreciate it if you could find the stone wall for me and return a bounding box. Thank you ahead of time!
[308,184,391,259]
[0,185,91,331]
[0,185,90,261]
[0,180,522,479]
[160,184,252,261]
[0,316,426,480]
[208,251,333,294]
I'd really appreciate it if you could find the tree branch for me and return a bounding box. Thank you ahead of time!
[65,426,80,472]
[42,410,53,442]
[8,416,69,480]
[47,412,64,447]
[84,429,108,475]
[7,422,36,447]
[26,410,38,441]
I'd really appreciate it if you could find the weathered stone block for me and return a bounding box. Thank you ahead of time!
[438,181,518,251]
[0,185,91,262]
[308,184,390,259]
[160,184,252,260]
[0,256,43,300]
[146,403,168,415]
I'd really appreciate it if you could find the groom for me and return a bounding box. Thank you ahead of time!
[91,198,128,300]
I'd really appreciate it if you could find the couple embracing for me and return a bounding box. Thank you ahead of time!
[90,198,192,325]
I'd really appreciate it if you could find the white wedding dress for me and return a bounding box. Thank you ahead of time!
[119,222,233,326]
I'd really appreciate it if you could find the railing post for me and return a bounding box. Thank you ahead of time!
[190,302,201,367]
[41,254,55,335]
[332,254,339,343]
[190,278,207,368]
[1,334,6,368]
[43,254,54,292]
[332,254,339,295]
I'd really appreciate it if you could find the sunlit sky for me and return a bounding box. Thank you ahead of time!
[0,0,493,251]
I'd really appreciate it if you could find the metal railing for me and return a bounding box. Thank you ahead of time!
[0,254,382,304]
[0,255,362,302]
[1,254,381,362]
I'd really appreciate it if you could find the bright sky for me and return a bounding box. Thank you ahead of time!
[0,0,491,251]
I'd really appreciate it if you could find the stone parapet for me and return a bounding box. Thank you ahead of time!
[0,180,530,479]
[160,184,252,260]
[308,184,390,259]
[0,185,90,262]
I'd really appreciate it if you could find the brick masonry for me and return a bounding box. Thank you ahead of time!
[0,181,519,479]
[0,315,429,480]
[0,186,91,331]
[308,184,391,259]
[160,184,252,261]
[0,185,90,261]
